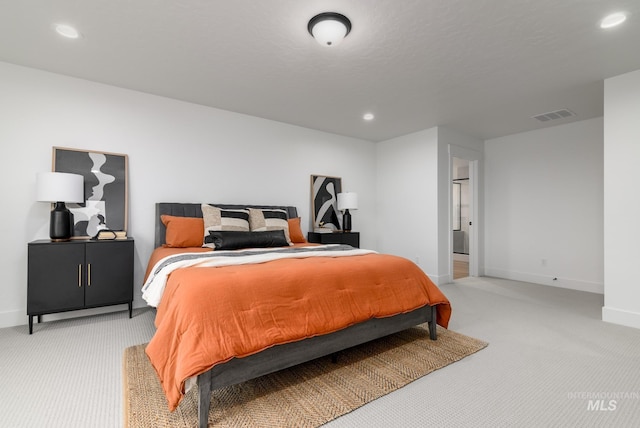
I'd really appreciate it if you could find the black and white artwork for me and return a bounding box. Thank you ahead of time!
[53,147,128,238]
[311,175,342,230]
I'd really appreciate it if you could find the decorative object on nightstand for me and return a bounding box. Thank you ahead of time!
[36,172,84,241]
[337,192,358,232]
[27,238,134,334]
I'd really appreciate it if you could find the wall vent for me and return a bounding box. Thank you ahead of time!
[532,109,575,122]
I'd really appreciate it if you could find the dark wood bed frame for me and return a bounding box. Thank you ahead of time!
[154,203,438,428]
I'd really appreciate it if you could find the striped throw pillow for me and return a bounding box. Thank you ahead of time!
[202,204,250,248]
[248,208,292,245]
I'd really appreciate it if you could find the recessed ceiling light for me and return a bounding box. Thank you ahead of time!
[363,113,375,121]
[600,12,627,29]
[54,24,81,39]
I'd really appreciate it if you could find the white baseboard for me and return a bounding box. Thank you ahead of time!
[427,272,451,286]
[485,267,604,294]
[602,306,640,330]
[0,301,147,330]
[0,309,28,330]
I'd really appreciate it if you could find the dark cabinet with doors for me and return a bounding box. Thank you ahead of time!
[27,238,134,334]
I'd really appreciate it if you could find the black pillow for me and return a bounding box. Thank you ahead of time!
[206,230,289,250]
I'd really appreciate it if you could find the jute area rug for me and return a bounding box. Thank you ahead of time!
[123,325,487,427]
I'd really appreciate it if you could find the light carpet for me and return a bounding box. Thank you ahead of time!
[123,324,487,427]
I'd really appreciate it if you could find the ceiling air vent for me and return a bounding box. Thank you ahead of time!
[532,109,575,122]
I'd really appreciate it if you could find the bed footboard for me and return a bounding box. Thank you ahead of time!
[197,304,438,428]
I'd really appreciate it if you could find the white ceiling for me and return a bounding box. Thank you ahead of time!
[1,0,639,142]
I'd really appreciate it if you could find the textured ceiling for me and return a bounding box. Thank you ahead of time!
[1,0,639,142]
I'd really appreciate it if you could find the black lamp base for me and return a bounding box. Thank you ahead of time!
[50,202,73,241]
[342,209,352,233]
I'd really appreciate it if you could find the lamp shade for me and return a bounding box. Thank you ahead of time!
[308,12,352,47]
[36,172,84,203]
[337,192,358,211]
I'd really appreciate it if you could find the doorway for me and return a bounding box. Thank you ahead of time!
[452,157,470,279]
[449,143,481,281]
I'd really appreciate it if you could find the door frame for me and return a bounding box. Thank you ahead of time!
[449,144,482,279]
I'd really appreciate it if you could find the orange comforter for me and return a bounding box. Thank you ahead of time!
[144,246,451,410]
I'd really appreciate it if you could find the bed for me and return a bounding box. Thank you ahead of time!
[143,202,452,428]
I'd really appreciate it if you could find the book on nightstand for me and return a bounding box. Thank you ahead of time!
[94,230,128,240]
[313,228,334,234]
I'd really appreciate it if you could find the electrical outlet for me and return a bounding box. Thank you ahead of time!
[415,256,420,265]
[541,258,547,267]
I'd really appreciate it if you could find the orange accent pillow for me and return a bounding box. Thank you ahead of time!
[287,217,306,243]
[161,215,204,248]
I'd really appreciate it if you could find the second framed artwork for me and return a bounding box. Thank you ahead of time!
[53,147,128,238]
[310,175,342,231]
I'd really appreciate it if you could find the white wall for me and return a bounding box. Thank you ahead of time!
[376,128,440,279]
[0,61,377,329]
[602,69,640,329]
[375,126,483,284]
[484,118,604,293]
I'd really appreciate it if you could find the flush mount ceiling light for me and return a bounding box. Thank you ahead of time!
[54,23,80,39]
[308,12,351,46]
[600,12,627,29]
[363,113,375,121]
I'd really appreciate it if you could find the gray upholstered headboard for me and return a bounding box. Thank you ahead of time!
[155,203,299,248]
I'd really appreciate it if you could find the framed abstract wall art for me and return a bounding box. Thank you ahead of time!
[53,147,128,238]
[310,174,342,231]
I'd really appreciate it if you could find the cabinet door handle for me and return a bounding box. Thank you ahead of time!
[78,264,82,287]
[88,263,91,286]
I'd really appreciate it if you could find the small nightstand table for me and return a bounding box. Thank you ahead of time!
[27,238,134,334]
[307,232,360,248]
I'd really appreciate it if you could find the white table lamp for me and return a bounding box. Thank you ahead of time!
[37,172,84,241]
